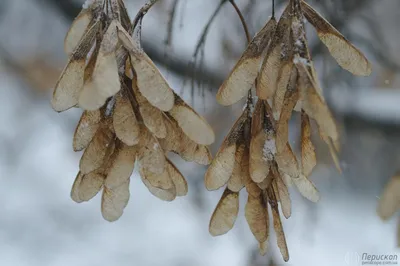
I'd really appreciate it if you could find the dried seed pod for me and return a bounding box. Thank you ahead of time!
[275,68,299,153]
[257,4,292,100]
[52,21,100,112]
[249,101,274,183]
[273,174,291,219]
[292,174,320,202]
[104,144,137,189]
[169,94,215,145]
[71,172,84,203]
[79,120,115,174]
[217,18,277,105]
[301,112,316,177]
[141,174,177,202]
[117,26,175,112]
[139,164,174,190]
[301,1,371,76]
[137,130,166,175]
[227,145,246,192]
[209,188,239,236]
[167,159,188,197]
[64,0,101,56]
[113,93,140,145]
[273,63,295,120]
[377,174,400,220]
[101,179,130,222]
[266,188,289,262]
[78,171,106,202]
[132,82,167,139]
[160,117,212,165]
[205,109,249,190]
[79,20,121,111]
[275,144,299,179]
[296,60,338,143]
[73,109,102,151]
[245,193,269,243]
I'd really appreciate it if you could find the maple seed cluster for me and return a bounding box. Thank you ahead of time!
[51,0,215,222]
[206,0,371,262]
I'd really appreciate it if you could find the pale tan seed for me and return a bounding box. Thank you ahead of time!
[209,189,239,236]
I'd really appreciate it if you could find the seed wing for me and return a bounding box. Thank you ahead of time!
[79,122,115,174]
[292,174,320,202]
[267,188,289,262]
[167,159,188,197]
[168,94,215,145]
[105,144,136,189]
[301,1,371,76]
[113,93,140,146]
[78,171,106,201]
[227,145,246,192]
[301,112,316,177]
[101,179,130,222]
[377,174,400,220]
[73,110,102,151]
[79,20,121,111]
[209,189,239,236]
[216,18,277,105]
[245,193,269,243]
[257,5,292,100]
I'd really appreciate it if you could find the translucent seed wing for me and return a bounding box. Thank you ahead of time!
[113,93,140,146]
[257,5,292,100]
[227,145,246,192]
[101,179,130,222]
[79,122,115,174]
[249,101,274,182]
[73,109,102,151]
[137,129,166,175]
[245,193,268,243]
[292,174,320,202]
[78,171,105,201]
[273,176,291,219]
[167,159,188,197]
[301,1,371,76]
[79,20,121,111]
[209,189,239,236]
[64,8,93,56]
[139,165,174,190]
[105,144,136,189]
[267,188,289,262]
[216,18,277,105]
[169,94,215,145]
[71,172,84,203]
[301,112,316,177]
[141,174,176,201]
[377,174,400,220]
[275,68,299,153]
[205,110,249,190]
[296,59,338,143]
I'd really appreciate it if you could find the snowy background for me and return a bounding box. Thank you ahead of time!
[0,0,400,265]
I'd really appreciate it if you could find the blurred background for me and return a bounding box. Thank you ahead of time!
[0,0,399,265]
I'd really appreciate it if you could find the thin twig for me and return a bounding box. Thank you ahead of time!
[131,0,161,32]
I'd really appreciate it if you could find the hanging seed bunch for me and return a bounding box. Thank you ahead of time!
[377,173,400,247]
[51,0,215,222]
[207,0,371,261]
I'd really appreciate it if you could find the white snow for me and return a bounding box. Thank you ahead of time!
[262,138,276,161]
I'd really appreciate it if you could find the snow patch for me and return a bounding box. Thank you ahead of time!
[263,138,276,161]
[83,0,95,9]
